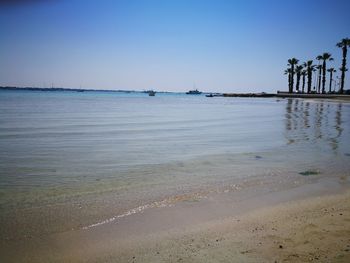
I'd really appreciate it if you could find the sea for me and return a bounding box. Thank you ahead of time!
[0,90,350,241]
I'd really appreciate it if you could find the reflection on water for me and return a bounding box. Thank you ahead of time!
[284,99,344,153]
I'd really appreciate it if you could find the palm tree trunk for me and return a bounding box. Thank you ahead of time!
[307,68,312,93]
[329,71,333,93]
[288,72,291,92]
[340,45,347,93]
[302,74,305,93]
[322,61,326,94]
[317,66,322,93]
[296,72,301,92]
[290,65,295,93]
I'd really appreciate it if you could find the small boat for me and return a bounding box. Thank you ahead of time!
[148,90,156,96]
[206,93,222,97]
[186,89,202,95]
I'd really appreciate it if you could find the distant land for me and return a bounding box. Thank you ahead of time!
[0,86,173,94]
[0,86,274,97]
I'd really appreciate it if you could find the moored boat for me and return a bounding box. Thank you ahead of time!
[148,90,156,96]
[186,89,202,95]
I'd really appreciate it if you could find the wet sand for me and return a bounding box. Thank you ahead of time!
[2,176,350,262]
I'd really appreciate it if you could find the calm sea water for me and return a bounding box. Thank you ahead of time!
[0,90,350,237]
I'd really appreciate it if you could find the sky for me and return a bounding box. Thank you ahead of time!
[0,0,349,93]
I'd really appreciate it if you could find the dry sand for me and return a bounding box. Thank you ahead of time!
[91,189,350,263]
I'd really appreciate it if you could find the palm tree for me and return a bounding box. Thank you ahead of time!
[336,38,350,93]
[295,65,303,92]
[327,68,336,93]
[317,53,333,94]
[305,60,315,93]
[287,58,299,93]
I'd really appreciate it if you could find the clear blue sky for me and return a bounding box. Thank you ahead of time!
[1,0,349,92]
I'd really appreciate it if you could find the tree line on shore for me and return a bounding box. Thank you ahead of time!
[285,38,350,94]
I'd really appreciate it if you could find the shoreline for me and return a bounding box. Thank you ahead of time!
[2,175,350,262]
[275,92,350,100]
[222,92,350,100]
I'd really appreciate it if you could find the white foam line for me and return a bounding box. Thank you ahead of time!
[82,200,171,230]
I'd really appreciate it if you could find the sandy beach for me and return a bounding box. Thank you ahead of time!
[83,185,350,263]
[125,189,350,263]
[1,175,349,263]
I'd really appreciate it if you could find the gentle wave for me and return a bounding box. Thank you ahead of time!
[82,193,208,229]
[82,200,172,229]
